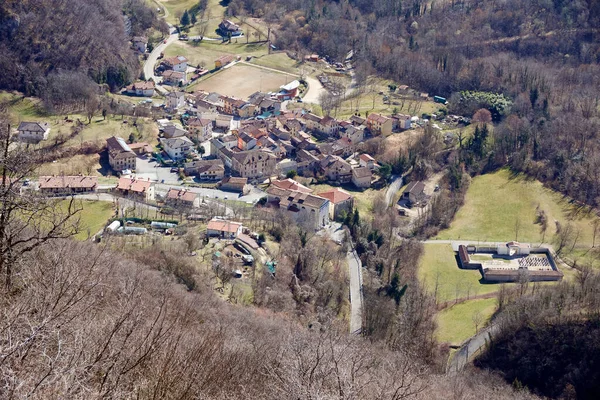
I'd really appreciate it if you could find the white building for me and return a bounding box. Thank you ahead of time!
[207,218,243,239]
[165,92,186,110]
[266,186,330,230]
[160,136,194,160]
[163,55,188,73]
[17,122,50,143]
[497,241,531,256]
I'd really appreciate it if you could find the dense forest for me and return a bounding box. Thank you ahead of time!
[0,0,164,109]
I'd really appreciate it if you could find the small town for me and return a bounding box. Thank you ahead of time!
[1,0,600,398]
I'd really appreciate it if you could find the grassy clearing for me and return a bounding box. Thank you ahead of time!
[166,40,269,70]
[332,78,443,120]
[249,53,302,74]
[61,200,116,240]
[436,168,600,266]
[418,243,504,302]
[436,298,497,345]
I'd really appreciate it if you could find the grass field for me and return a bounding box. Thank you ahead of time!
[59,200,115,240]
[249,53,302,74]
[436,168,600,266]
[166,40,270,69]
[3,91,158,177]
[192,63,294,98]
[419,243,505,302]
[436,298,497,345]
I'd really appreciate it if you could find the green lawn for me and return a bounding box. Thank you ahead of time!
[436,298,497,345]
[51,200,116,241]
[436,168,600,266]
[418,243,503,302]
[70,200,116,240]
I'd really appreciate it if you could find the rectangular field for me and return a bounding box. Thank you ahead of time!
[192,63,294,99]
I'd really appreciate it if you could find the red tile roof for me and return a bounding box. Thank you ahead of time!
[167,188,197,203]
[317,188,353,204]
[117,177,152,193]
[271,178,313,193]
[207,219,242,233]
[39,176,97,190]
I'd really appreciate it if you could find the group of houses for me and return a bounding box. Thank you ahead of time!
[263,178,354,230]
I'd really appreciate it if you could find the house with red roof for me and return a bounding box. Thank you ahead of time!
[166,188,200,208]
[317,188,354,220]
[116,177,155,202]
[207,218,243,239]
[271,178,313,194]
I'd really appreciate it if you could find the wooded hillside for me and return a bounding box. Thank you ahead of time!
[0,0,160,100]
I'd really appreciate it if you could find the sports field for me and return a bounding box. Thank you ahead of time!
[193,63,295,99]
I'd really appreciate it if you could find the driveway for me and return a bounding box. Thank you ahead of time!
[385,175,403,206]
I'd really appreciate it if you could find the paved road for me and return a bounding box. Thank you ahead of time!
[154,183,266,204]
[347,248,363,334]
[322,222,363,334]
[303,76,326,104]
[385,175,403,206]
[143,27,179,85]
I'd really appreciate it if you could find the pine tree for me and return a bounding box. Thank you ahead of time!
[180,10,190,26]
[190,12,197,25]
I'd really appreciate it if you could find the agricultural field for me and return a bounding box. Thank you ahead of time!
[436,168,600,267]
[436,298,497,345]
[192,63,294,99]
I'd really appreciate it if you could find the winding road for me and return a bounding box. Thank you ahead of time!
[321,222,363,334]
[143,27,179,87]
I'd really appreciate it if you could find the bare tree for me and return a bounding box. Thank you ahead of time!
[592,219,600,248]
[472,310,483,334]
[0,109,82,288]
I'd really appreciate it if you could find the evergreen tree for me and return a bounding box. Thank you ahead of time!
[190,12,197,25]
[180,10,190,26]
